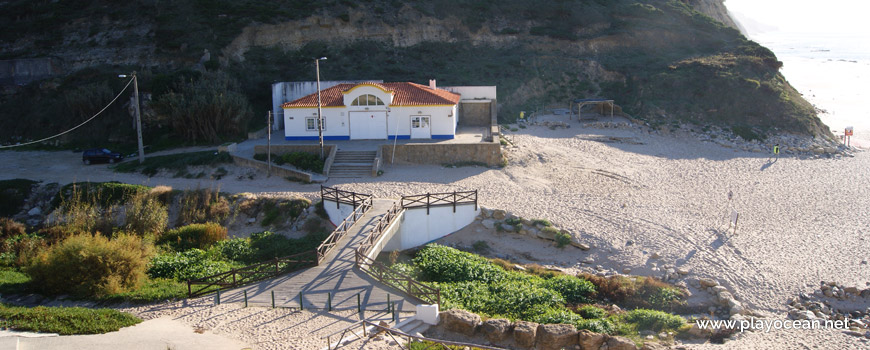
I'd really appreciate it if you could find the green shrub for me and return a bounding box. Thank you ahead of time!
[26,234,153,297]
[0,179,37,217]
[314,200,329,219]
[0,233,47,267]
[527,305,584,326]
[159,223,227,251]
[261,198,310,227]
[99,277,187,303]
[248,230,326,262]
[390,263,420,279]
[413,244,506,283]
[52,182,149,210]
[273,152,324,173]
[576,318,616,334]
[0,268,31,295]
[647,286,686,310]
[531,219,552,227]
[472,240,490,253]
[554,231,571,248]
[0,304,141,335]
[123,193,168,238]
[575,305,608,319]
[622,309,685,332]
[541,275,596,304]
[210,237,254,262]
[147,249,237,281]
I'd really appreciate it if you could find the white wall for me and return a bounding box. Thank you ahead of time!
[383,204,479,251]
[323,200,358,227]
[283,107,351,140]
[442,86,497,100]
[272,80,380,130]
[388,105,456,138]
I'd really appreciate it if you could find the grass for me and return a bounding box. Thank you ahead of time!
[51,181,150,210]
[0,179,38,217]
[113,151,232,177]
[0,304,141,335]
[99,278,188,303]
[0,268,31,295]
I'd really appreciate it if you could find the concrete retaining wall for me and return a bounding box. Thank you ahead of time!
[322,200,358,227]
[382,204,479,251]
[231,155,312,182]
[253,144,334,157]
[381,142,502,166]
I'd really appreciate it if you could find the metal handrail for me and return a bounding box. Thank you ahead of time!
[401,190,478,214]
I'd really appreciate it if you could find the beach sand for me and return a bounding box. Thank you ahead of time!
[2,122,868,348]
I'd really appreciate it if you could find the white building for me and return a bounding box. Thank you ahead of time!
[281,81,461,140]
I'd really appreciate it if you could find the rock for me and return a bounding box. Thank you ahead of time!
[650,252,661,259]
[622,268,632,274]
[536,324,577,350]
[514,264,526,271]
[577,330,606,350]
[824,289,834,298]
[481,208,493,218]
[699,278,718,288]
[861,289,870,298]
[537,227,559,241]
[582,257,594,264]
[571,239,591,250]
[845,287,859,295]
[686,324,713,339]
[641,342,667,350]
[440,309,480,336]
[481,219,496,230]
[604,335,639,350]
[711,286,727,294]
[492,210,507,220]
[481,318,512,343]
[513,321,538,348]
[27,207,41,216]
[247,218,256,224]
[677,268,689,275]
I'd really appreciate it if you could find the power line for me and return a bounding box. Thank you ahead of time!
[0,77,135,149]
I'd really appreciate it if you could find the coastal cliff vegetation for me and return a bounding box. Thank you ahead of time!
[0,0,830,148]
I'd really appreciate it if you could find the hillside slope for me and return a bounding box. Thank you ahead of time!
[0,0,831,147]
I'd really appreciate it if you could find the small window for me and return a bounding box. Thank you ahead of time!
[351,94,385,106]
[305,117,324,131]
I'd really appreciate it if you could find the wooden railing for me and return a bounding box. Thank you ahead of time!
[187,250,317,297]
[356,202,402,257]
[355,250,440,305]
[321,185,372,209]
[401,190,478,214]
[317,195,372,263]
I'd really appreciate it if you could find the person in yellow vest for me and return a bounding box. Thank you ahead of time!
[773,143,780,159]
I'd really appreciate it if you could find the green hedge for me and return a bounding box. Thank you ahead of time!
[413,244,506,283]
[147,249,239,281]
[0,304,141,335]
[158,222,227,251]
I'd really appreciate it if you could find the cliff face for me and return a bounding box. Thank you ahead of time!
[0,0,828,141]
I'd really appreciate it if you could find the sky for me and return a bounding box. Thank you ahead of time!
[724,0,870,34]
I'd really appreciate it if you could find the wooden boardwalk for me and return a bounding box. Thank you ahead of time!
[219,199,416,312]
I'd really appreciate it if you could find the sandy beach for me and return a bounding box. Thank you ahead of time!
[2,121,868,348]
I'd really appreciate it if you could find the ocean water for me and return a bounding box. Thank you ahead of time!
[751,31,870,146]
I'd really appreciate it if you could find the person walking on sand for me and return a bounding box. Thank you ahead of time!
[773,143,780,160]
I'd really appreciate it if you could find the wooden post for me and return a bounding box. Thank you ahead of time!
[299,291,304,310]
[187,280,191,297]
[453,191,456,212]
[357,293,361,313]
[386,294,390,312]
[216,288,221,305]
[244,290,248,308]
[271,290,275,308]
[328,292,332,311]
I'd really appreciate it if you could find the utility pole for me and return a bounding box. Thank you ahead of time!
[316,57,327,159]
[267,110,272,177]
[119,72,145,164]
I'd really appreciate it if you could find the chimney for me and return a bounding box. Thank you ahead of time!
[429,79,436,90]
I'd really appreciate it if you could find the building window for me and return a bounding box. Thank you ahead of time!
[351,94,385,106]
[306,117,324,131]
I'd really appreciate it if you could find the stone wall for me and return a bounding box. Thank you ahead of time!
[459,102,492,127]
[253,144,334,157]
[381,142,502,167]
[231,155,312,182]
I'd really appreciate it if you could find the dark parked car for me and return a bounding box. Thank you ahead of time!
[82,148,124,165]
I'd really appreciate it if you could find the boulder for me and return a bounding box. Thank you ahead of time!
[537,227,559,241]
[492,210,507,220]
[513,321,538,348]
[603,335,638,350]
[844,286,859,295]
[686,324,713,339]
[481,318,512,343]
[27,207,41,216]
[536,324,577,350]
[699,278,718,288]
[571,239,591,250]
[481,219,496,230]
[640,342,667,350]
[440,309,480,336]
[577,330,605,350]
[650,252,661,259]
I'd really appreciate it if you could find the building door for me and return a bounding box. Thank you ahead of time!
[349,111,387,140]
[410,115,431,139]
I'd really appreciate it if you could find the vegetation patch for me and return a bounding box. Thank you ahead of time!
[158,222,227,251]
[254,152,324,174]
[113,151,232,177]
[0,179,38,217]
[51,182,150,210]
[400,244,686,337]
[0,304,141,335]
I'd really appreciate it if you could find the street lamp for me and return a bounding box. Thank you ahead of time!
[118,72,145,164]
[315,57,327,159]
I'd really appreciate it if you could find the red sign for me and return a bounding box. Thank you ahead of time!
[845,127,854,136]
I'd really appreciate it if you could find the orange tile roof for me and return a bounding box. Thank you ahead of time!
[280,82,461,108]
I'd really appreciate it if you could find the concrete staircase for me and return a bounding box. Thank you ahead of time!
[329,150,376,178]
[397,319,431,337]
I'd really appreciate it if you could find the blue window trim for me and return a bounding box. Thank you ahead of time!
[388,135,411,140]
[285,136,351,141]
[431,134,455,139]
